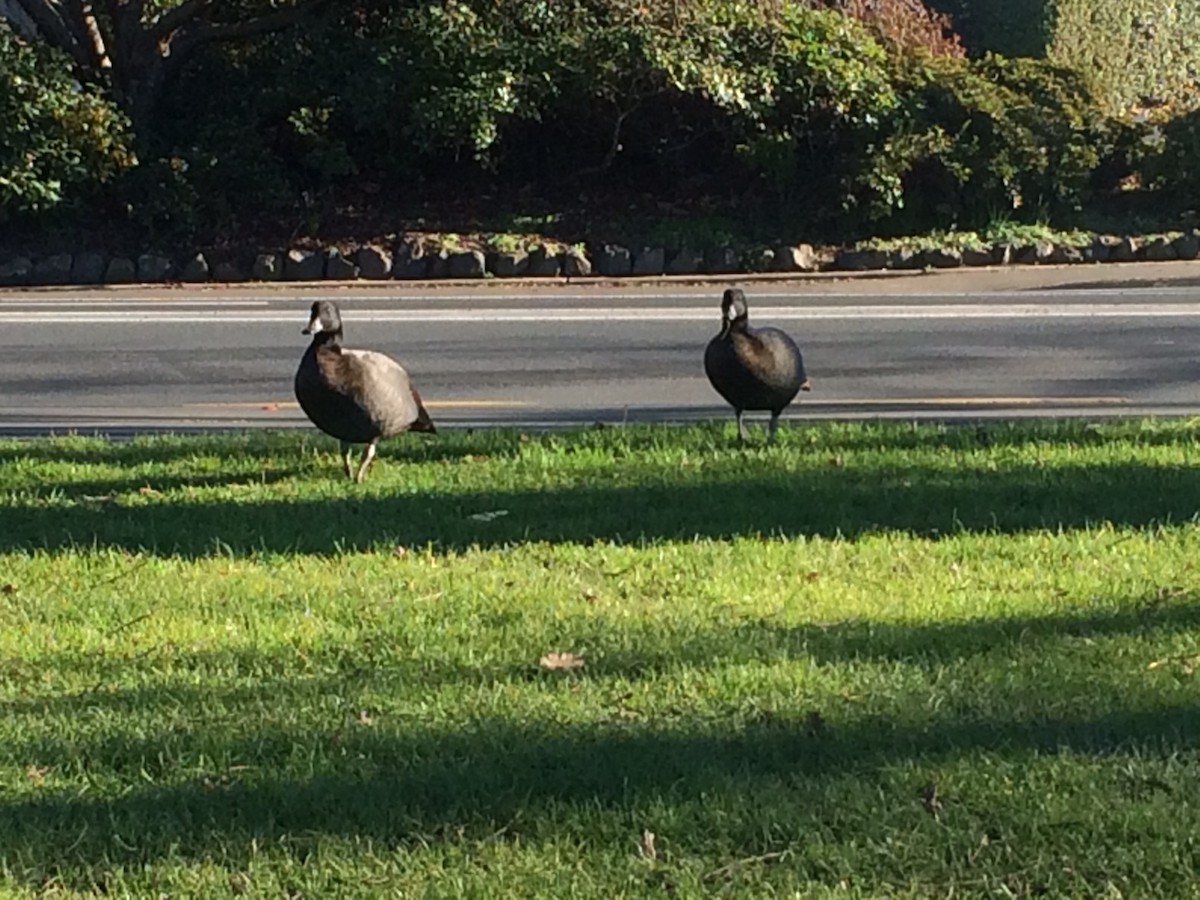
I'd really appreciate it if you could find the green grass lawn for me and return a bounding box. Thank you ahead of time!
[3,420,1200,898]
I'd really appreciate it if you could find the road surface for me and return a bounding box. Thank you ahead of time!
[2,277,1200,434]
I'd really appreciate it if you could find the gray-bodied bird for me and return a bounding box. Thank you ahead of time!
[294,300,436,481]
[704,287,810,444]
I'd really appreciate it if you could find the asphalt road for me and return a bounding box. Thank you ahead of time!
[3,276,1200,434]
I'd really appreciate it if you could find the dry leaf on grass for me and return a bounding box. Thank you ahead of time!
[469,510,509,522]
[25,765,48,784]
[1,583,16,595]
[138,485,161,496]
[539,651,585,671]
[638,829,657,860]
[392,545,409,558]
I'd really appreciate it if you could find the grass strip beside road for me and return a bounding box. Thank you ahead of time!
[2,420,1200,897]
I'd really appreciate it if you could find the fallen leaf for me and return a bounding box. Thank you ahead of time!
[539,651,585,671]
[1,583,16,595]
[392,545,409,558]
[582,588,599,603]
[138,485,161,496]
[518,433,531,443]
[803,571,819,583]
[469,509,509,522]
[261,402,280,412]
[638,829,657,860]
[229,872,250,895]
[356,710,374,726]
[25,764,47,784]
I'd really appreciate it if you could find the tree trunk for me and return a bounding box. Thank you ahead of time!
[0,0,39,39]
[4,0,318,133]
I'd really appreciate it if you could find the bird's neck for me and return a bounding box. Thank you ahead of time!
[722,317,748,337]
[311,330,343,350]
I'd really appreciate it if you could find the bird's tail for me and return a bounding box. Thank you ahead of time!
[411,388,437,434]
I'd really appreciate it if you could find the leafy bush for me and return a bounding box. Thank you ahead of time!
[872,54,1112,230]
[0,23,135,217]
[1049,0,1200,116]
[1142,108,1200,209]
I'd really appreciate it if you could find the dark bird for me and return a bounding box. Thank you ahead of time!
[294,300,436,481]
[704,287,810,444]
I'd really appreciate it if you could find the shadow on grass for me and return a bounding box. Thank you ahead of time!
[0,431,467,469]
[1,595,1198,885]
[2,693,1198,885]
[5,593,1198,715]
[3,457,1200,556]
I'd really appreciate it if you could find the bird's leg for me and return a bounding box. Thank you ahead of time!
[339,441,354,479]
[354,439,379,483]
[767,412,781,445]
[736,409,750,443]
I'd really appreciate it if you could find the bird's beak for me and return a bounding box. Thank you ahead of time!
[800,379,812,392]
[303,318,322,336]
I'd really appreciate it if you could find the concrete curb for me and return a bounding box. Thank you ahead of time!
[5,259,1200,300]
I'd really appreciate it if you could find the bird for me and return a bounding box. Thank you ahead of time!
[294,299,436,482]
[704,287,810,444]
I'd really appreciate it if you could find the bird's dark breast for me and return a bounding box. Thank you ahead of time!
[294,347,380,443]
[705,328,805,412]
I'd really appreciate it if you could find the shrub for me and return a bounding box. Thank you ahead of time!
[0,23,135,218]
[872,54,1112,230]
[1142,108,1200,209]
[1049,0,1200,117]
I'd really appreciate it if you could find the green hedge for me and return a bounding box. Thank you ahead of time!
[930,0,1200,115]
[1049,0,1200,115]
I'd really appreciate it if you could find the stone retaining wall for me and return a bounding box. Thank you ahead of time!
[2,232,1198,287]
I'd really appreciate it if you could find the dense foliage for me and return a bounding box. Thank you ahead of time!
[0,0,1194,244]
[0,23,134,219]
[881,54,1112,230]
[1049,0,1200,117]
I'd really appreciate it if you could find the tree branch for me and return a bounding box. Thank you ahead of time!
[167,3,316,65]
[73,0,112,68]
[11,0,93,70]
[102,0,141,77]
[147,0,209,43]
[55,0,100,66]
[0,0,42,40]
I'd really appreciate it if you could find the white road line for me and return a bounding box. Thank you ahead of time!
[5,303,1200,323]
[5,286,1200,306]
[0,299,273,307]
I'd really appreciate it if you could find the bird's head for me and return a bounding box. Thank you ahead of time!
[720,288,749,333]
[303,300,344,338]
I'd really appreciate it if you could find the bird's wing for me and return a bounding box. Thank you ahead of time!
[342,348,422,428]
